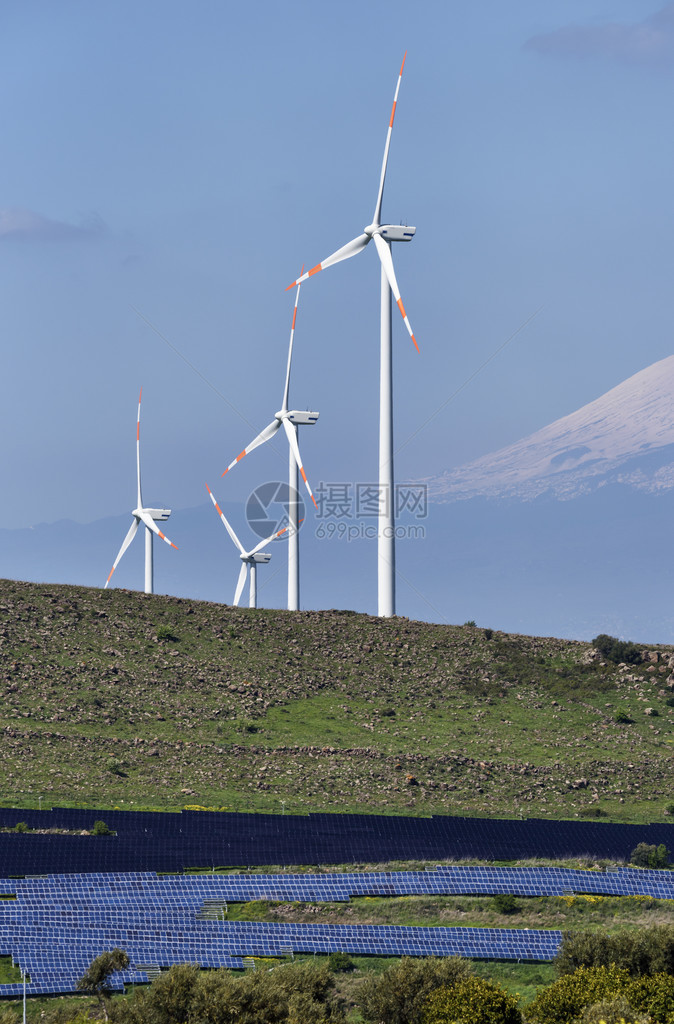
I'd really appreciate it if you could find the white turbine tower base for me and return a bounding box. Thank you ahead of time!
[221,276,318,611]
[105,388,178,594]
[206,484,289,609]
[286,53,418,618]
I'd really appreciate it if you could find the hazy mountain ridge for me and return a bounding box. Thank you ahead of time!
[429,355,674,501]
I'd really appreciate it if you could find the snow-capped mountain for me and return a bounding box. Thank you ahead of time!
[430,355,674,501]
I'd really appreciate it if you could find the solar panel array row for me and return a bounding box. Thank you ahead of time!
[2,864,672,904]
[1,808,673,873]
[1,864,672,997]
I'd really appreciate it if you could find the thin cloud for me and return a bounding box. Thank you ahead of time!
[525,3,674,65]
[0,207,106,242]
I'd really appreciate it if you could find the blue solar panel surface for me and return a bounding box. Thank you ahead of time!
[0,807,673,873]
[1,865,672,996]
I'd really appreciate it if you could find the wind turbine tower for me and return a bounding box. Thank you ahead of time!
[105,388,178,594]
[221,278,318,611]
[286,54,417,617]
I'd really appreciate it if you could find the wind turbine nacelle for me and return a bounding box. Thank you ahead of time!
[147,508,171,522]
[287,410,319,426]
[380,225,416,242]
[250,552,271,564]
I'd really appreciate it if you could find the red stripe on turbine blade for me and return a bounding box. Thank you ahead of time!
[236,450,246,463]
[397,297,406,318]
[221,467,230,477]
[170,542,178,550]
[300,467,307,483]
[389,101,397,128]
[137,424,140,440]
[158,530,166,540]
[308,263,322,277]
[285,280,298,291]
[311,494,318,509]
[106,567,115,583]
[215,502,223,516]
[292,307,297,329]
[400,51,407,75]
[411,333,420,353]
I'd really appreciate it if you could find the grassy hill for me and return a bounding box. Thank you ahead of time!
[0,578,672,821]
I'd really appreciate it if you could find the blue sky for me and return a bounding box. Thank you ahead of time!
[1,1,673,607]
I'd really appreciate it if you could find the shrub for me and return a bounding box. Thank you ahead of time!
[91,820,111,837]
[665,803,674,816]
[579,806,607,818]
[358,956,472,1024]
[483,628,494,640]
[579,995,649,1023]
[423,977,522,1024]
[13,822,28,833]
[78,948,130,1019]
[528,965,631,1024]
[327,952,355,973]
[556,926,674,978]
[626,972,674,1023]
[631,843,670,869]
[592,634,642,665]
[463,620,476,627]
[615,708,633,724]
[118,960,347,1024]
[156,624,180,642]
[492,893,521,915]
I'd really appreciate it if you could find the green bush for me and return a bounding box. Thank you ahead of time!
[528,965,632,1024]
[91,820,111,836]
[630,843,670,869]
[492,893,521,915]
[423,977,522,1024]
[358,957,472,1024]
[556,925,674,978]
[463,620,477,628]
[13,822,28,833]
[579,806,607,818]
[156,624,180,642]
[592,634,642,665]
[579,995,649,1023]
[483,628,494,640]
[110,960,346,1024]
[614,708,633,724]
[327,952,355,973]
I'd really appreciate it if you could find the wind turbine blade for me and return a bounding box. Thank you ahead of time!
[206,483,245,555]
[282,416,318,509]
[285,234,369,290]
[282,266,303,413]
[372,52,407,227]
[104,517,140,588]
[136,387,143,508]
[138,510,178,549]
[372,232,419,352]
[248,524,289,557]
[233,562,248,607]
[222,419,280,477]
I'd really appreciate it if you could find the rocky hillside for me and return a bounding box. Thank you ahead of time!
[0,579,672,821]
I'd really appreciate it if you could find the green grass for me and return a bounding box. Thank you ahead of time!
[0,578,672,821]
[0,957,22,983]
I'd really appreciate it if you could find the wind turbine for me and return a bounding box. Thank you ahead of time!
[105,388,178,594]
[221,277,319,611]
[206,484,288,608]
[285,53,417,617]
